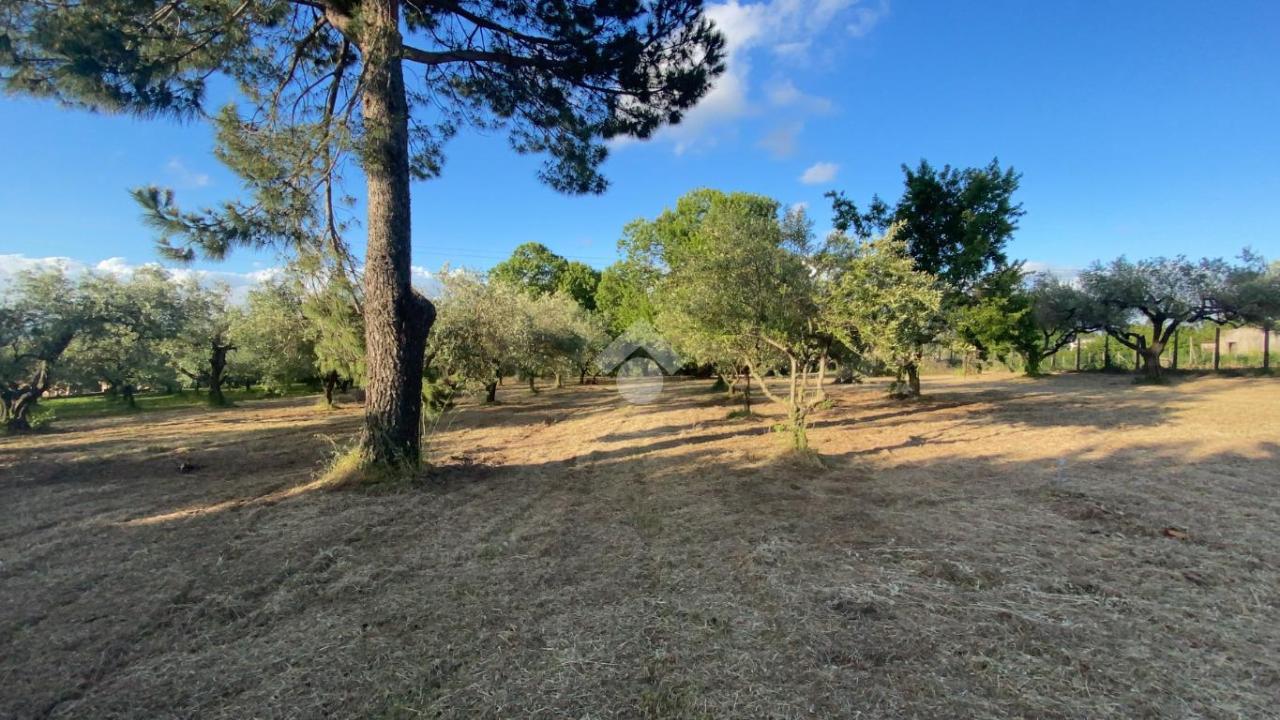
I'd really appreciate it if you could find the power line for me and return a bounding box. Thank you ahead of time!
[413,246,619,264]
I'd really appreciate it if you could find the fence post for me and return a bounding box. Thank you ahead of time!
[1213,326,1221,370]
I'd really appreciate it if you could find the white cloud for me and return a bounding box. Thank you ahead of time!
[800,161,839,184]
[94,257,136,276]
[0,253,83,281]
[765,78,834,114]
[410,265,445,298]
[619,0,886,154]
[1023,261,1080,283]
[789,201,810,214]
[757,121,804,158]
[846,0,889,37]
[0,254,279,303]
[165,157,211,188]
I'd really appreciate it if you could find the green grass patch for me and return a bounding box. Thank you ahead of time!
[43,385,318,420]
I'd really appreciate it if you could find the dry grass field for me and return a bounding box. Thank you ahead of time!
[2,372,1278,719]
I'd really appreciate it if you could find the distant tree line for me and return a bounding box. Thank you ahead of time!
[5,159,1278,454]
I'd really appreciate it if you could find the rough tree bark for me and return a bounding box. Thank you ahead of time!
[484,381,498,403]
[355,0,436,470]
[207,340,234,406]
[4,361,51,432]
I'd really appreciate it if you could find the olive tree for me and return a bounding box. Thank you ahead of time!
[657,193,825,450]
[1004,273,1100,376]
[822,231,944,397]
[430,273,529,403]
[1080,256,1239,380]
[163,280,239,405]
[0,269,86,430]
[232,279,317,393]
[62,267,185,405]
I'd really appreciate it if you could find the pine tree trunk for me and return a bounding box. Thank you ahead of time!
[356,0,435,470]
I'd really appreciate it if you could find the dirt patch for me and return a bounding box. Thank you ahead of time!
[2,373,1279,718]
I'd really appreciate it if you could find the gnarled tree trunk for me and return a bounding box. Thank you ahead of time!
[1139,344,1163,380]
[4,361,50,432]
[906,363,921,396]
[208,340,233,406]
[356,0,436,470]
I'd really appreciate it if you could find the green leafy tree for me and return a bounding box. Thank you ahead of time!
[300,267,366,406]
[490,244,601,310]
[1,268,88,430]
[525,291,604,389]
[1080,256,1240,380]
[163,280,238,406]
[656,192,825,450]
[232,279,316,394]
[828,159,1023,293]
[62,267,185,406]
[3,0,725,471]
[596,257,658,334]
[823,230,944,397]
[430,273,529,403]
[826,159,1023,391]
[490,243,570,295]
[1010,274,1100,375]
[556,261,602,311]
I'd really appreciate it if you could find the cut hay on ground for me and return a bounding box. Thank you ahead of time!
[1,373,1278,718]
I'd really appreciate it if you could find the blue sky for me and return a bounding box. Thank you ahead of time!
[2,0,1278,289]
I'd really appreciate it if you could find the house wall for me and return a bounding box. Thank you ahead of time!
[1198,327,1279,355]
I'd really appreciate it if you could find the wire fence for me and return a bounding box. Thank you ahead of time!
[1042,328,1275,372]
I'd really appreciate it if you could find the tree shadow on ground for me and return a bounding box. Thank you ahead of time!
[5,410,1279,719]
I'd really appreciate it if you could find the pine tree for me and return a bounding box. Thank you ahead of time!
[2,0,724,471]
